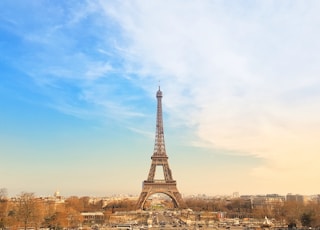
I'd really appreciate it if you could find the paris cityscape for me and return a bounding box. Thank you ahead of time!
[1,87,320,229]
[1,187,320,230]
[1,1,320,230]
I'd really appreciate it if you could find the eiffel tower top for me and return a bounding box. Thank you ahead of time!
[152,86,167,158]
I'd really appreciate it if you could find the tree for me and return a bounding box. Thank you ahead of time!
[65,207,83,229]
[282,200,304,227]
[301,212,313,227]
[47,204,68,230]
[16,192,41,230]
[0,188,9,229]
[65,197,83,228]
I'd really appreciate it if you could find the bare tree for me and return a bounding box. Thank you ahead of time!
[0,188,9,229]
[16,192,38,230]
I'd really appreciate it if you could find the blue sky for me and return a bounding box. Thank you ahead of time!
[1,0,320,197]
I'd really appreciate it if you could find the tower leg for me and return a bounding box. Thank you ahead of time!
[136,192,148,210]
[136,182,186,210]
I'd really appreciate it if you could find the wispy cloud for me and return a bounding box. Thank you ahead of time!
[1,1,147,123]
[99,0,320,193]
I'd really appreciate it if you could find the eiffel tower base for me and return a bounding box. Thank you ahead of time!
[136,180,186,210]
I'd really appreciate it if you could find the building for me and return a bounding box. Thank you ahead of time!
[286,193,308,204]
[81,212,105,225]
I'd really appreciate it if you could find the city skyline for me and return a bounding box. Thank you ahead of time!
[1,1,320,197]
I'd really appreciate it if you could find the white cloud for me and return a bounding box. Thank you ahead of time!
[100,0,320,193]
[85,61,113,80]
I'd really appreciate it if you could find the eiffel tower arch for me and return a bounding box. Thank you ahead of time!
[136,87,186,210]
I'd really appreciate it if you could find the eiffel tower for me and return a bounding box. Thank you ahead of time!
[136,87,185,209]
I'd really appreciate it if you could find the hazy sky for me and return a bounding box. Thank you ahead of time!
[1,0,320,197]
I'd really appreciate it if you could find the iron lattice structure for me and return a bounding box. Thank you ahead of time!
[136,87,185,209]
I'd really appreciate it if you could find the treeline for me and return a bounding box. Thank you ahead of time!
[0,190,135,230]
[185,197,320,227]
[1,189,320,229]
[0,192,99,230]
